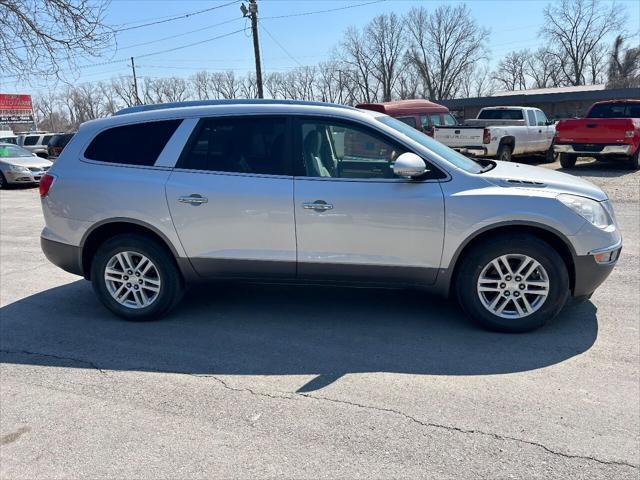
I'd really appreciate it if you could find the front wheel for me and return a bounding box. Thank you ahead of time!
[91,234,184,320]
[456,235,569,332]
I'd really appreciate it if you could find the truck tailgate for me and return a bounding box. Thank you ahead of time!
[433,126,484,147]
[556,118,635,144]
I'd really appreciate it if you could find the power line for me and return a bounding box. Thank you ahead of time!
[259,23,303,67]
[261,0,386,20]
[113,0,239,32]
[117,18,242,51]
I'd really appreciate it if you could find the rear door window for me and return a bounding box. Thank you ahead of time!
[178,116,289,175]
[23,136,39,146]
[84,120,182,166]
[527,110,536,126]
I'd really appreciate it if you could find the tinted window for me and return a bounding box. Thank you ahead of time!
[85,120,181,166]
[397,116,417,128]
[443,114,457,126]
[42,135,53,145]
[178,117,288,175]
[0,137,17,144]
[588,103,640,118]
[478,109,524,120]
[298,119,407,179]
[23,136,39,146]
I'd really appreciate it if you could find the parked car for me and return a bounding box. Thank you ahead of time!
[47,132,75,160]
[356,99,457,136]
[17,132,56,158]
[433,106,556,162]
[40,100,621,332]
[554,100,640,170]
[0,131,18,144]
[0,143,53,188]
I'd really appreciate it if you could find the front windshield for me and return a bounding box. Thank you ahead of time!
[376,115,484,174]
[0,144,33,158]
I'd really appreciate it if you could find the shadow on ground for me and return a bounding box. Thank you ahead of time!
[0,280,598,391]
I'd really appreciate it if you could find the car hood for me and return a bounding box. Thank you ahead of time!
[0,156,53,168]
[480,161,608,201]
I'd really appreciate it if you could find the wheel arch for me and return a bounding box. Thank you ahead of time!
[499,136,516,149]
[80,219,186,280]
[446,222,577,298]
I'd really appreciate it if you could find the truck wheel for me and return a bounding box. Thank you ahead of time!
[559,153,577,168]
[544,147,557,163]
[91,234,184,321]
[626,150,639,170]
[497,144,513,162]
[456,234,569,333]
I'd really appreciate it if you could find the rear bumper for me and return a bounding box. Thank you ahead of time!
[41,237,83,276]
[554,144,633,156]
[573,245,621,297]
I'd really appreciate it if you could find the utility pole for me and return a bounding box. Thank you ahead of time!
[130,57,141,105]
[241,0,264,98]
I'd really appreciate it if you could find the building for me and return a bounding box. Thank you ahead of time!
[439,85,640,121]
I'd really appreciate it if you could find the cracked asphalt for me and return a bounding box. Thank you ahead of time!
[1,158,638,479]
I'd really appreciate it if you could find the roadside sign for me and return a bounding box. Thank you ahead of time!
[0,93,34,125]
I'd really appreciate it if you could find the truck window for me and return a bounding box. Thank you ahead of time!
[443,113,457,126]
[397,116,417,128]
[478,109,524,120]
[588,103,640,118]
[534,110,548,126]
[527,110,536,126]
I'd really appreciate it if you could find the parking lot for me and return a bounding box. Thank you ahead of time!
[0,158,638,479]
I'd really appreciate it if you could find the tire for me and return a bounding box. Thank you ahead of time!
[559,153,577,168]
[497,144,513,162]
[90,234,184,321]
[456,234,569,333]
[625,149,639,170]
[0,172,7,189]
[544,147,557,164]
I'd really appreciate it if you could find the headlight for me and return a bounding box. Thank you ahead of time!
[6,164,30,174]
[557,194,611,229]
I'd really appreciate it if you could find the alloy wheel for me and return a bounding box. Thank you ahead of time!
[104,251,161,309]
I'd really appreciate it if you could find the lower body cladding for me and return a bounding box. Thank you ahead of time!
[40,236,619,298]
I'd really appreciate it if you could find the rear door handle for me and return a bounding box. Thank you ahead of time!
[303,200,333,211]
[178,194,208,205]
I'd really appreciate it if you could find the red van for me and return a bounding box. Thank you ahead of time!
[356,99,458,135]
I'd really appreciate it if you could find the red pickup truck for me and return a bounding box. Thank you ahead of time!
[554,99,640,170]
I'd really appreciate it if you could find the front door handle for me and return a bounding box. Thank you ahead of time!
[178,194,208,205]
[303,200,333,212]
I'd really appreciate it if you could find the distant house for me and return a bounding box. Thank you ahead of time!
[439,85,640,121]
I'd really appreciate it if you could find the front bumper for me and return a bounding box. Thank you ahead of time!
[554,144,633,156]
[41,237,83,276]
[3,168,49,183]
[573,243,621,296]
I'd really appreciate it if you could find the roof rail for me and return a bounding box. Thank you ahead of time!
[114,99,357,116]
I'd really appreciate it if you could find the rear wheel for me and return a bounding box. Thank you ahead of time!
[559,153,577,168]
[91,234,183,320]
[456,235,569,332]
[544,146,557,163]
[497,144,513,162]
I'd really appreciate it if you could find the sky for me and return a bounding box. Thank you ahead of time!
[3,0,640,94]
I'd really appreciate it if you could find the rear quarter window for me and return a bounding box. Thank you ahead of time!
[84,120,182,166]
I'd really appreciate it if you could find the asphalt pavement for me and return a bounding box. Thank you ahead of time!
[1,157,638,479]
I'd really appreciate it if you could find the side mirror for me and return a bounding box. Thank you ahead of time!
[393,152,427,178]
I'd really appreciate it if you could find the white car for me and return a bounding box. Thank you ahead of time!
[17,132,56,158]
[433,107,556,162]
[0,143,52,188]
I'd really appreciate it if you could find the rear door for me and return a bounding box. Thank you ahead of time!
[293,116,445,285]
[534,109,554,151]
[165,115,296,278]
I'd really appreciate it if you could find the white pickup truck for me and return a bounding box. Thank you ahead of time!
[433,106,556,162]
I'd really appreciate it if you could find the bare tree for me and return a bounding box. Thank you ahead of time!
[406,5,489,100]
[365,13,405,102]
[338,28,379,103]
[0,0,113,82]
[607,35,640,88]
[111,76,140,107]
[493,50,530,91]
[525,49,564,89]
[460,63,495,98]
[541,0,624,86]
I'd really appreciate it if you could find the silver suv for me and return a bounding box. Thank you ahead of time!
[39,100,622,332]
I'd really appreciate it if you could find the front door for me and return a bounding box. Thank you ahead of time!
[165,115,296,278]
[293,117,445,285]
